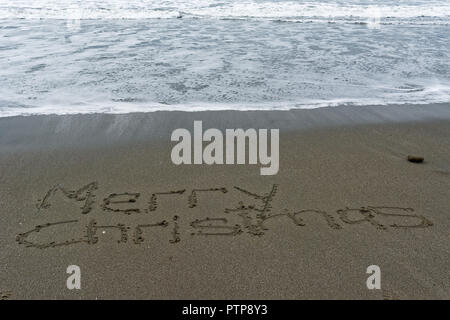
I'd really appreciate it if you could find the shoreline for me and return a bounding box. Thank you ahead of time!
[1,103,449,299]
[1,103,450,151]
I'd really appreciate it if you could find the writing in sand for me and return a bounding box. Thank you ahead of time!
[16,182,433,249]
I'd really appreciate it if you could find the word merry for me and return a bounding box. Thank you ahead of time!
[171,121,279,175]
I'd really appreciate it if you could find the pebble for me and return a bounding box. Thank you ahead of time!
[408,155,424,163]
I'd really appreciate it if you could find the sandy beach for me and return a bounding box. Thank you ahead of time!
[0,103,449,300]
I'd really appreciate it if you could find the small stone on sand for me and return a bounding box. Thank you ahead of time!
[408,155,424,163]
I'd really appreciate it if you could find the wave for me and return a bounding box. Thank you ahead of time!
[2,84,449,117]
[1,1,450,24]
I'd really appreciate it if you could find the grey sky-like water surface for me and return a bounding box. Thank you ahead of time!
[0,0,449,116]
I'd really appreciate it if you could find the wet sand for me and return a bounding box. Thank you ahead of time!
[0,104,449,299]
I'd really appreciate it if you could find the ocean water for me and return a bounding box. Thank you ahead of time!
[0,0,449,117]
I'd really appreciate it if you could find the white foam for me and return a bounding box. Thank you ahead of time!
[2,91,450,117]
[0,0,449,21]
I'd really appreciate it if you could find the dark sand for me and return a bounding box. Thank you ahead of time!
[0,104,449,299]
